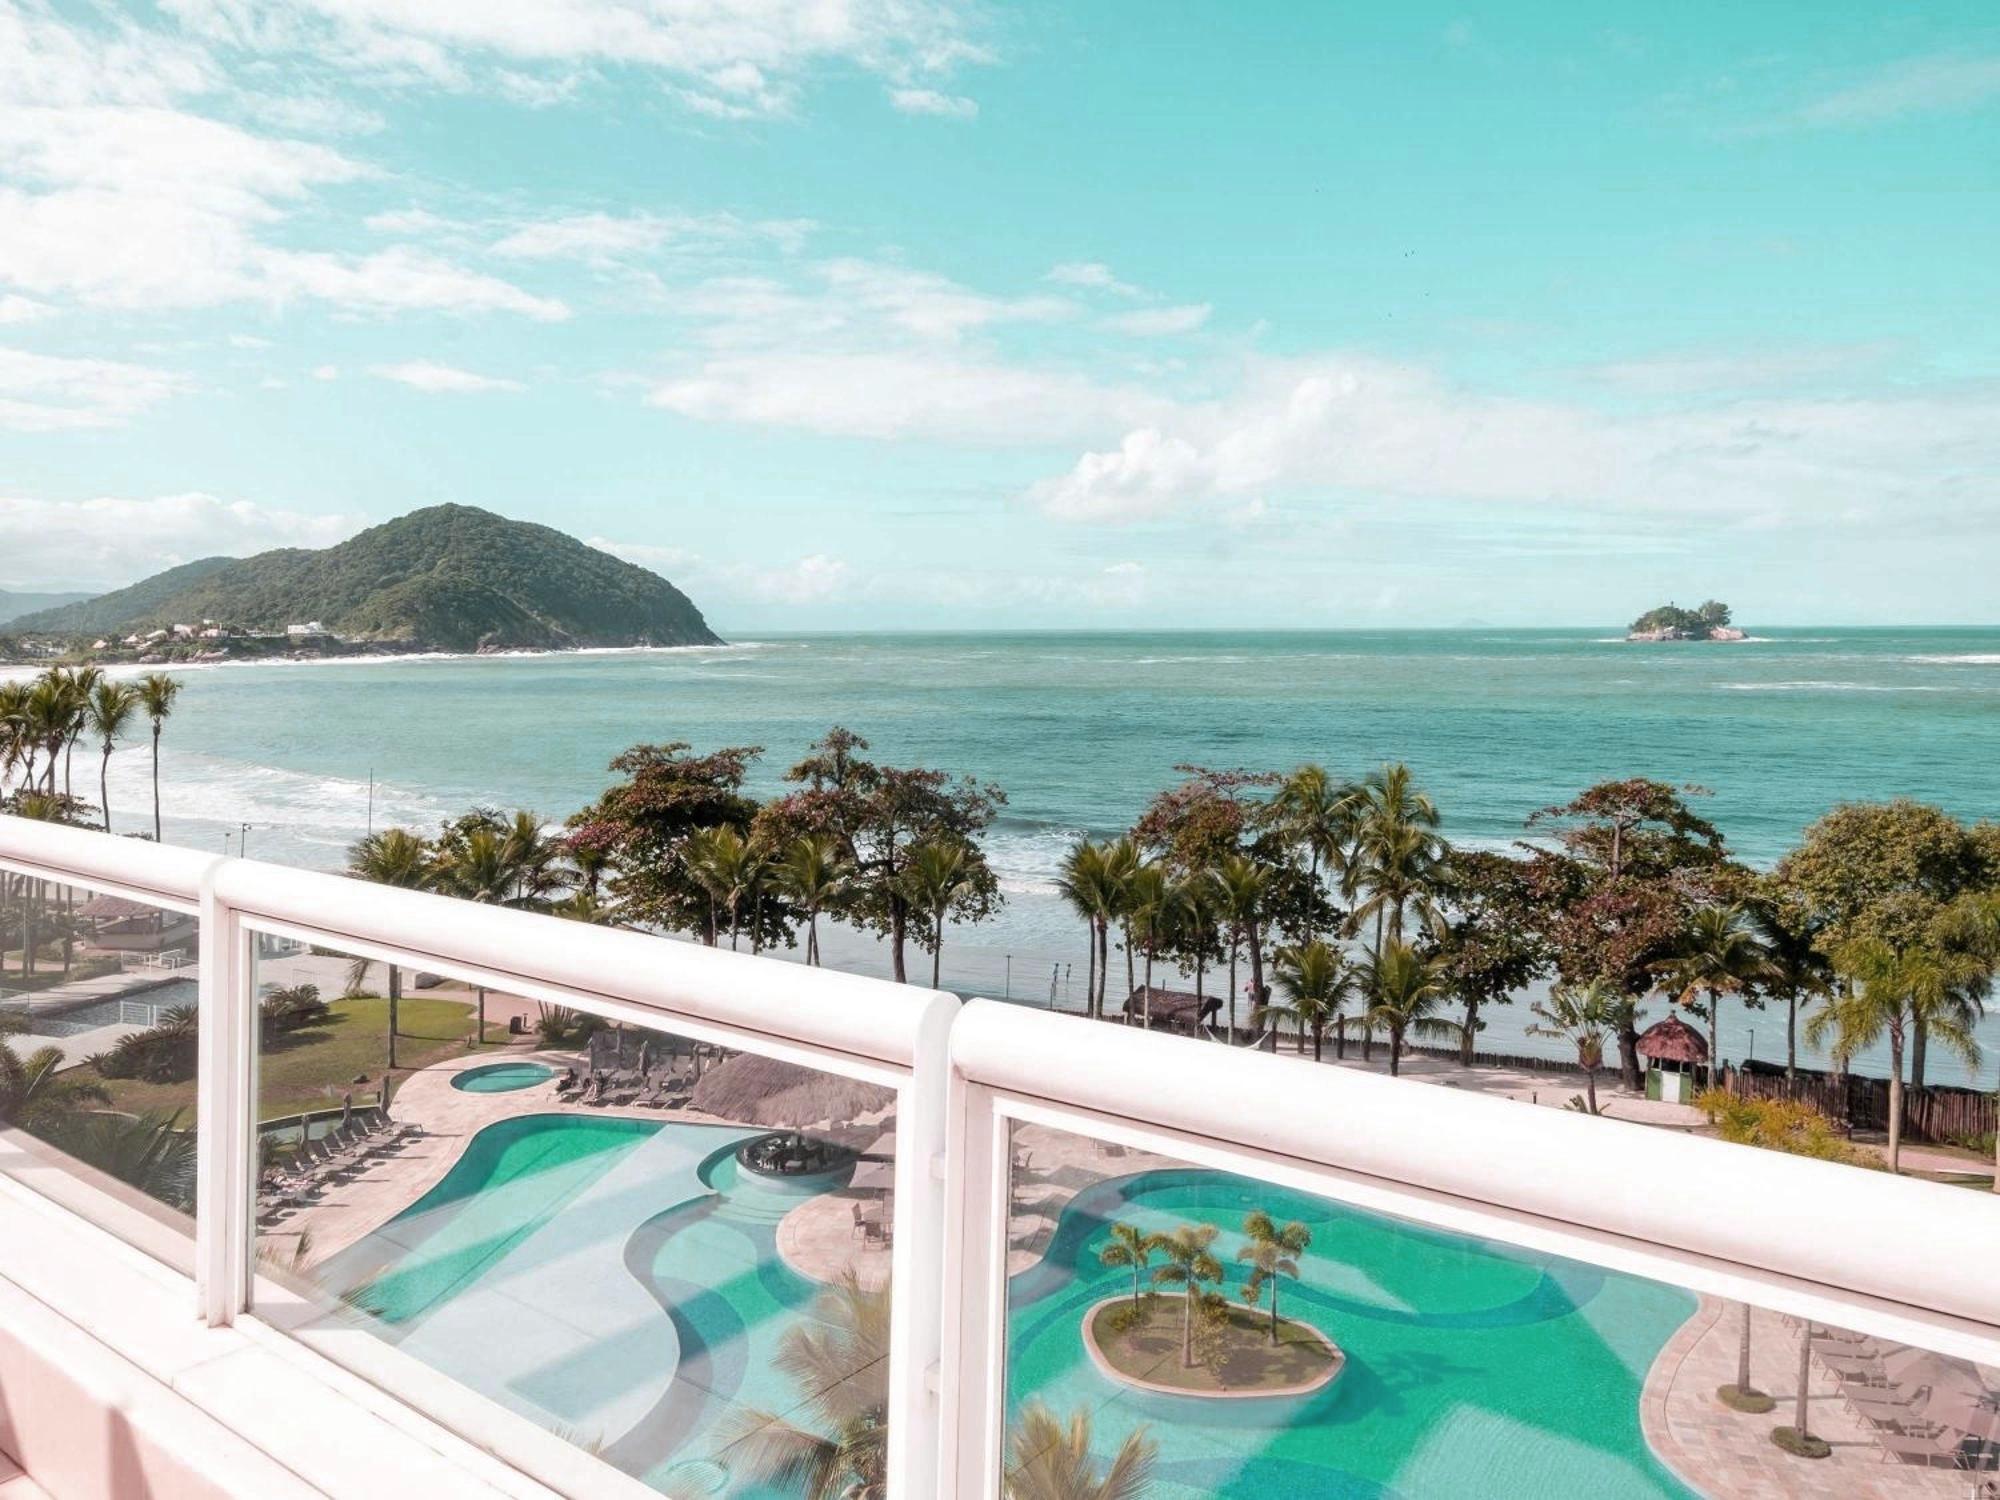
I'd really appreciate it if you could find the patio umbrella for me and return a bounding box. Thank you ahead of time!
[339,1092,353,1129]
[638,1039,652,1077]
[690,1053,894,1135]
[1884,1347,1987,1401]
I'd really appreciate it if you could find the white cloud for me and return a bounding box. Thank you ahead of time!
[0,492,359,589]
[0,5,565,320]
[491,210,811,264]
[1585,344,1890,395]
[0,346,190,431]
[0,294,51,325]
[1790,54,2000,128]
[370,359,524,393]
[262,248,569,321]
[1047,261,1142,297]
[1027,352,2000,526]
[649,350,1163,443]
[364,206,453,235]
[888,87,977,118]
[748,554,851,604]
[159,0,990,121]
[1103,302,1210,337]
[309,363,339,380]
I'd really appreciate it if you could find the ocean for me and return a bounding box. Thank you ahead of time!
[33,628,2000,1082]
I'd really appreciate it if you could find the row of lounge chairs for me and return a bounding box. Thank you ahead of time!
[552,1065,696,1111]
[256,1108,423,1226]
[1807,1323,1998,1472]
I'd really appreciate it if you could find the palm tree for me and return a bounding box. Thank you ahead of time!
[46,1108,196,1210]
[1526,979,1618,1115]
[0,680,31,794]
[1362,940,1456,1077]
[435,826,529,1045]
[134,672,182,842]
[1271,764,1357,939]
[1004,1401,1156,1500]
[1151,1224,1223,1367]
[81,678,138,835]
[1164,871,1219,1019]
[1807,938,1983,1174]
[1264,941,1355,1060]
[1208,854,1271,1045]
[1124,861,1169,1025]
[1056,838,1120,1019]
[723,1271,889,1500]
[1658,904,1770,1089]
[1237,1209,1312,1344]
[899,838,974,989]
[1103,837,1143,1019]
[345,827,436,1069]
[1746,900,1831,1083]
[681,824,762,950]
[776,834,849,966]
[0,1038,111,1127]
[55,665,101,802]
[1098,1221,1161,1306]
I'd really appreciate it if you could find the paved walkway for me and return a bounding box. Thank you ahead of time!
[1644,1298,1982,1499]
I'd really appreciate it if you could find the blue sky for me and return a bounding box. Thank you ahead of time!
[2,1,1998,629]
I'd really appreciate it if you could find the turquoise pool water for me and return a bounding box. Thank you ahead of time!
[449,1060,557,1093]
[316,1116,1699,1499]
[1006,1168,1700,1499]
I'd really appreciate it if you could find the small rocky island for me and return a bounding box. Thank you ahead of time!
[1626,601,1746,642]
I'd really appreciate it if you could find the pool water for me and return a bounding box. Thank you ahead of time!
[449,1060,557,1093]
[315,1116,1700,1500]
[1006,1168,1700,1499]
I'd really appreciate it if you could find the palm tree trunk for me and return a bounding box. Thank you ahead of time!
[1794,1322,1813,1438]
[1226,935,1239,1043]
[1142,946,1153,1027]
[1460,996,1479,1066]
[475,987,486,1046]
[99,748,112,834]
[1909,1018,1928,1091]
[1737,1302,1754,1393]
[807,910,820,966]
[1248,922,1266,1050]
[1268,1280,1280,1343]
[151,723,163,841]
[1122,922,1135,1019]
[932,911,943,989]
[387,964,401,1070]
[1335,1015,1346,1059]
[1389,1024,1403,1077]
[1786,995,1797,1083]
[1182,1285,1195,1366]
[1708,988,1721,1091]
[889,896,908,983]
[1097,922,1110,1019]
[1081,918,1095,1018]
[1887,1037,1904,1175]
[1585,1066,1598,1116]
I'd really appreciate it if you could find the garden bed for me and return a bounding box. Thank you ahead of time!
[1082,1294,1343,1399]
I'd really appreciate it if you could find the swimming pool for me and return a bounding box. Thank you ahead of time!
[449,1060,557,1093]
[1006,1168,1699,1499]
[309,1117,1699,1499]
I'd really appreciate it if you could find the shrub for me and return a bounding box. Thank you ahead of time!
[1695,1089,1875,1168]
[260,983,330,1039]
[91,1004,199,1083]
[535,1003,608,1048]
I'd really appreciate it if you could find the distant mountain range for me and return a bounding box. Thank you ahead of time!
[0,588,94,626]
[8,506,720,652]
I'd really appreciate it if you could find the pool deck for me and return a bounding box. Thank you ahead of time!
[1643,1297,1973,1499]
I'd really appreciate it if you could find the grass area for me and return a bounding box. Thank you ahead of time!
[1088,1294,1340,1395]
[80,995,512,1122]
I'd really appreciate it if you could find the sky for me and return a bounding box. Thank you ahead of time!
[1,1,1998,630]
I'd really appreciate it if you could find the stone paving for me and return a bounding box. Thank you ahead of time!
[1643,1298,1988,1500]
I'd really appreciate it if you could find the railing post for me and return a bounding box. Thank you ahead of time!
[195,863,253,1325]
[885,989,958,1498]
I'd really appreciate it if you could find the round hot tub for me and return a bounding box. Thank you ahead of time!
[451,1061,557,1094]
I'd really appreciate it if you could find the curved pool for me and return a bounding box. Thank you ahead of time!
[1007,1168,1699,1499]
[449,1060,556,1093]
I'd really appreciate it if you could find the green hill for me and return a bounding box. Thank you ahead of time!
[10,506,720,651]
[9,558,238,636]
[0,588,96,626]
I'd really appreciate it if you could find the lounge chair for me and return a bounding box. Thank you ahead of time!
[1877,1428,1969,1469]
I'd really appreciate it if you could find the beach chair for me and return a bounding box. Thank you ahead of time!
[1877,1429,1969,1469]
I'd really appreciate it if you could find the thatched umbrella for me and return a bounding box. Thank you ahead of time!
[690,1054,894,1146]
[1636,1014,1708,1065]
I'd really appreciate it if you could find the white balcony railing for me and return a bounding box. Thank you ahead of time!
[2,813,1997,1499]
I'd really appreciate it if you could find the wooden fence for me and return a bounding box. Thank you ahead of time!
[1721,1063,1996,1147]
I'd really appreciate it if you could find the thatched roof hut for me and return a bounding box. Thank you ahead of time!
[689,1052,894,1129]
[1636,1015,1708,1065]
[1124,986,1222,1034]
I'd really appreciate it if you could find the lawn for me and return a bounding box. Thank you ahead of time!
[82,995,515,1122]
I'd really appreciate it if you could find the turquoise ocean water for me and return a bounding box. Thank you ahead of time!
[58,627,2000,1077]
